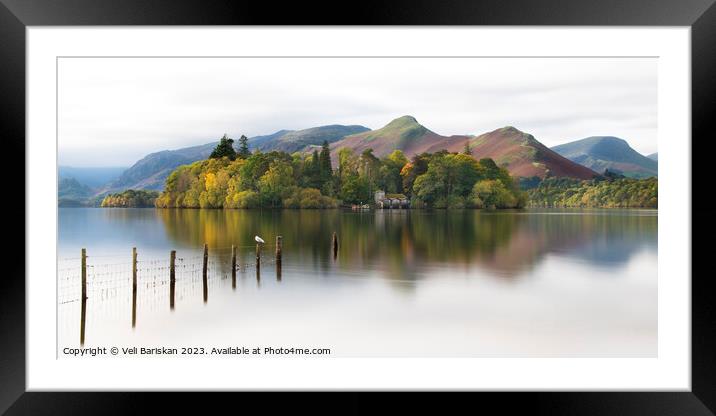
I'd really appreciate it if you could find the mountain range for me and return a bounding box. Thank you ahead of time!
[331,116,596,179]
[61,115,657,202]
[59,166,127,188]
[97,124,370,192]
[252,125,370,153]
[551,136,658,178]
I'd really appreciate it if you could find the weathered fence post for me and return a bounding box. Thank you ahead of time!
[132,247,137,327]
[202,243,208,280]
[132,247,137,289]
[81,248,87,300]
[202,243,208,303]
[231,245,237,289]
[80,248,87,345]
[275,236,282,281]
[170,250,176,310]
[170,250,176,282]
[332,231,338,259]
[256,242,261,280]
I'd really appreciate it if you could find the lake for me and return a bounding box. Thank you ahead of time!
[58,207,657,357]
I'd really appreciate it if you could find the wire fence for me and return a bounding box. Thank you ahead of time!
[58,245,282,305]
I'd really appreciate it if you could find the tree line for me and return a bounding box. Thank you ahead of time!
[527,176,657,208]
[154,134,527,209]
[101,189,161,208]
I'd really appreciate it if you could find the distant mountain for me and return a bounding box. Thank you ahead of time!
[456,126,597,179]
[647,152,658,161]
[59,166,127,189]
[59,177,93,200]
[252,125,369,153]
[331,116,597,179]
[103,142,217,191]
[330,116,470,158]
[104,124,369,192]
[58,177,96,206]
[551,136,658,178]
[248,130,292,150]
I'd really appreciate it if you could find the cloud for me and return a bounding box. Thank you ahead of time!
[58,57,657,167]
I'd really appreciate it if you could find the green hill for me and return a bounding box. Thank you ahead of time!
[551,136,657,178]
[252,125,369,153]
[331,117,596,179]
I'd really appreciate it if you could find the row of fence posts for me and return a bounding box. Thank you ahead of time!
[76,233,339,346]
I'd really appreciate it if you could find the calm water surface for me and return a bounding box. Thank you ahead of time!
[58,208,657,357]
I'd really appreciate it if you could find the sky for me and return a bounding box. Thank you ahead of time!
[58,57,657,167]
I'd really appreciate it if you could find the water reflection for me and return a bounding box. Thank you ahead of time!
[58,208,657,355]
[157,209,657,278]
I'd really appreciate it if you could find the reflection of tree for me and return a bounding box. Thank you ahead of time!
[157,209,657,281]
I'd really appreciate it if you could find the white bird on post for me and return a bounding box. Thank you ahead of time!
[255,236,265,244]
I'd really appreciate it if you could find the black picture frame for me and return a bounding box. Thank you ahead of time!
[1,0,712,414]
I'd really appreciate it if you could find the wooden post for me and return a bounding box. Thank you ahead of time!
[80,248,87,346]
[275,236,283,262]
[81,248,87,301]
[332,231,338,259]
[202,243,208,303]
[132,288,137,328]
[256,243,261,280]
[132,247,137,289]
[132,247,137,327]
[231,245,237,289]
[202,243,208,280]
[170,250,176,282]
[275,236,282,281]
[170,250,176,310]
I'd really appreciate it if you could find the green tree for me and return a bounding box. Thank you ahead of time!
[102,190,160,208]
[210,134,237,160]
[237,135,251,159]
[318,141,335,195]
[472,179,518,209]
[413,153,481,205]
[258,160,295,207]
[340,174,371,205]
[379,150,408,193]
[301,150,322,189]
[319,141,333,179]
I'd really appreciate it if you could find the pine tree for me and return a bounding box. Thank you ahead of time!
[210,134,237,160]
[463,141,472,155]
[237,135,250,159]
[310,149,322,188]
[319,140,333,179]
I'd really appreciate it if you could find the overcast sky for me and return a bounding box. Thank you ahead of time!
[58,57,657,167]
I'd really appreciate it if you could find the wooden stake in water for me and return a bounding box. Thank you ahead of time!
[202,243,208,280]
[332,231,339,259]
[81,248,87,300]
[231,244,237,290]
[132,247,137,288]
[170,250,176,310]
[202,244,208,303]
[80,248,87,346]
[132,247,137,327]
[276,236,282,281]
[256,242,261,280]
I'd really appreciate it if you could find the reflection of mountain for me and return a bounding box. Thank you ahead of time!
[157,209,657,280]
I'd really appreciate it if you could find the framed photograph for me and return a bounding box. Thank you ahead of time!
[3,0,712,413]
